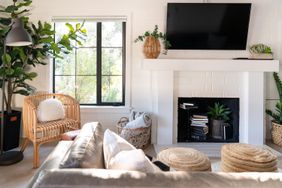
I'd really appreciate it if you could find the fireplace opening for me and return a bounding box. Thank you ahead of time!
[178,97,239,143]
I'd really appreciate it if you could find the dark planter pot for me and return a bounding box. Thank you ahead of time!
[211,119,224,140]
[0,110,21,151]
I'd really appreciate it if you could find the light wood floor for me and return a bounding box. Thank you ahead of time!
[0,142,56,188]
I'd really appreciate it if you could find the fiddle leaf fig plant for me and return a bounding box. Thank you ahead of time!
[0,0,87,113]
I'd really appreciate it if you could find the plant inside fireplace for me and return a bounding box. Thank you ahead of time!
[207,103,231,121]
[207,103,231,140]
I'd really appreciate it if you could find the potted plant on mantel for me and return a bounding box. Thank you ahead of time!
[0,0,86,150]
[134,25,171,59]
[207,103,231,140]
[249,43,273,60]
[266,72,282,146]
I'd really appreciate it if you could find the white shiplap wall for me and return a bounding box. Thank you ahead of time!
[1,0,281,138]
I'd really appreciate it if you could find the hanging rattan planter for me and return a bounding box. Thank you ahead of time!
[143,36,161,59]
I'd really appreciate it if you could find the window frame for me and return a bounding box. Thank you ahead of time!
[53,20,126,106]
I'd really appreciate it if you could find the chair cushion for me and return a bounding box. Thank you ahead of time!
[60,122,104,168]
[103,129,160,172]
[36,118,79,139]
[37,98,65,122]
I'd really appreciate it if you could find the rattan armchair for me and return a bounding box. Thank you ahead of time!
[21,93,81,168]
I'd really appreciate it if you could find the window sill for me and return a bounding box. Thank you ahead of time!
[80,106,131,114]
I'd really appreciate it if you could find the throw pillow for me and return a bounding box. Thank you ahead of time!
[37,98,65,122]
[109,149,155,172]
[103,129,135,169]
[103,129,160,172]
[60,122,104,168]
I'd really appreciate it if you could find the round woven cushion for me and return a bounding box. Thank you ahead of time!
[221,143,277,172]
[157,147,211,171]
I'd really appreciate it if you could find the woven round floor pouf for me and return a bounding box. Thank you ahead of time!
[157,147,211,171]
[221,143,278,172]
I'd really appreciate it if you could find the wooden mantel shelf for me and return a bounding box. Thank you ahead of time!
[142,58,279,72]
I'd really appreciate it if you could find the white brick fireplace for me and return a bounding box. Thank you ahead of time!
[142,59,279,146]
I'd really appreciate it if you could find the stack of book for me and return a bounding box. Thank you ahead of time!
[190,115,209,141]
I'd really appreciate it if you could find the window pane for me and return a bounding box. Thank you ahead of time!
[77,48,96,75]
[102,76,122,103]
[55,50,75,75]
[102,22,122,47]
[55,76,75,98]
[102,48,122,75]
[76,76,97,103]
[54,20,125,105]
[82,22,97,47]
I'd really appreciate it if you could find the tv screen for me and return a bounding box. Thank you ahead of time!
[166,3,252,50]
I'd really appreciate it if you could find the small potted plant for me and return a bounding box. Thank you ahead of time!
[266,72,282,146]
[207,103,231,139]
[249,43,273,60]
[134,25,171,59]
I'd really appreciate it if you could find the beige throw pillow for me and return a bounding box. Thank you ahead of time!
[60,122,104,168]
[103,129,160,172]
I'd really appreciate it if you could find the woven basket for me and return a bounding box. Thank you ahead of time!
[117,117,129,134]
[271,121,282,146]
[116,117,151,149]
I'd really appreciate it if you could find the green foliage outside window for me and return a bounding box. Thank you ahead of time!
[54,21,124,105]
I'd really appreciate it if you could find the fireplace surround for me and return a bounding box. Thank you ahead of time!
[178,97,239,143]
[142,58,279,146]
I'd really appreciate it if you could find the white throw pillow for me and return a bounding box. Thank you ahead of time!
[37,98,65,122]
[103,129,160,172]
[109,149,154,172]
[103,129,135,169]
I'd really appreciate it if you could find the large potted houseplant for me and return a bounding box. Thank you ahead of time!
[207,103,231,140]
[134,25,171,59]
[0,0,86,150]
[266,72,282,146]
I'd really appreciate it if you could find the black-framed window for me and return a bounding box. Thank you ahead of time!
[53,20,126,106]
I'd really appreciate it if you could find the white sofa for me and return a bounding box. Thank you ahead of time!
[29,123,282,188]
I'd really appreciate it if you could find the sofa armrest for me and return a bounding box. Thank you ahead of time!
[31,169,282,188]
[28,141,73,187]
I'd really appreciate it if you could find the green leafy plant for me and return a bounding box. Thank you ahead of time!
[134,25,171,53]
[0,0,87,113]
[266,101,282,124]
[207,103,231,121]
[249,44,272,54]
[266,72,282,124]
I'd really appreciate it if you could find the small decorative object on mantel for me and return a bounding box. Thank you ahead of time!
[134,25,171,59]
[266,72,282,146]
[249,43,273,60]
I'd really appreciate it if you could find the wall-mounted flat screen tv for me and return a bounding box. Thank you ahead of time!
[166,3,252,50]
